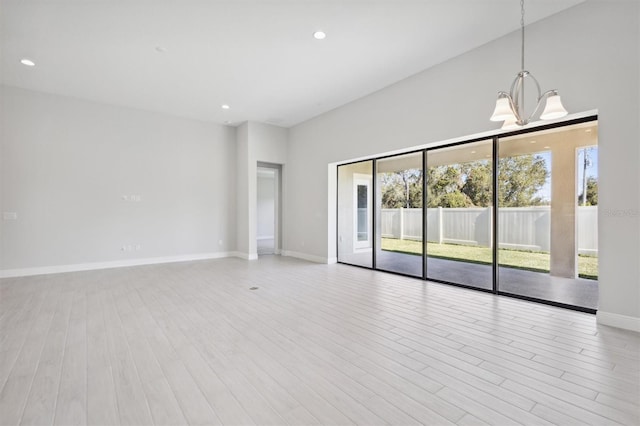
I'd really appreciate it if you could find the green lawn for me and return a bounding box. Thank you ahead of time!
[381,238,598,280]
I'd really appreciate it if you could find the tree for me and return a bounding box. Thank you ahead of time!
[461,161,492,207]
[426,165,473,207]
[427,154,548,208]
[578,176,598,205]
[380,154,549,209]
[380,169,422,208]
[497,155,548,207]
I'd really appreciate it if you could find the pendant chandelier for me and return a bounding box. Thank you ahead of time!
[490,0,568,128]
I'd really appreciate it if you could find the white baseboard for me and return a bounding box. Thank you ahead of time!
[597,311,640,333]
[282,250,332,264]
[0,252,235,278]
[233,252,259,260]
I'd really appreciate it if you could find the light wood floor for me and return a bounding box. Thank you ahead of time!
[1,256,638,426]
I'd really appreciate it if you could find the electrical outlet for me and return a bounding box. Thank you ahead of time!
[135,244,141,251]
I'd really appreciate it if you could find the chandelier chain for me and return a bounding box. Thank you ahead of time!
[520,0,525,71]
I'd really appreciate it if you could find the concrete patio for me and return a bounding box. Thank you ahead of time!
[339,250,598,310]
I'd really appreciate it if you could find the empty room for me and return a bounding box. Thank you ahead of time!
[1,0,639,425]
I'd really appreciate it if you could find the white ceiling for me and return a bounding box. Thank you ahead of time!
[1,0,584,128]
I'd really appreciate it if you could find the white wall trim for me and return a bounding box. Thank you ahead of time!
[0,252,235,278]
[233,252,259,260]
[282,250,332,264]
[597,311,640,333]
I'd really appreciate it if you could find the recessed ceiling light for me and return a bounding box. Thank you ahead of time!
[530,140,536,144]
[221,104,230,110]
[585,129,592,133]
[20,58,35,67]
[471,150,476,154]
[544,146,551,149]
[313,31,326,40]
[154,46,166,53]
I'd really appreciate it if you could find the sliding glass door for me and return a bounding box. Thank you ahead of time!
[375,152,423,277]
[425,140,493,289]
[336,118,598,312]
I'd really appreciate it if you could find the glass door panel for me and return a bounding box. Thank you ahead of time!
[497,121,598,310]
[425,140,493,289]
[337,161,373,267]
[375,152,423,277]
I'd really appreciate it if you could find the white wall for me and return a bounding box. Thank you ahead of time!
[235,122,251,257]
[287,1,639,326]
[0,86,237,273]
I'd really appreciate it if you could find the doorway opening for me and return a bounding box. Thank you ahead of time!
[257,163,282,256]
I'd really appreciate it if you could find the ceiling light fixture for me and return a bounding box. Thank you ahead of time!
[20,58,35,67]
[490,0,568,127]
[313,31,326,40]
[221,104,230,110]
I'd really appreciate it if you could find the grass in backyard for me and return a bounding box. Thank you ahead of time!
[381,238,598,279]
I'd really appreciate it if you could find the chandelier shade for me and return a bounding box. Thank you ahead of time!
[490,95,517,122]
[540,93,569,120]
[501,115,519,130]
